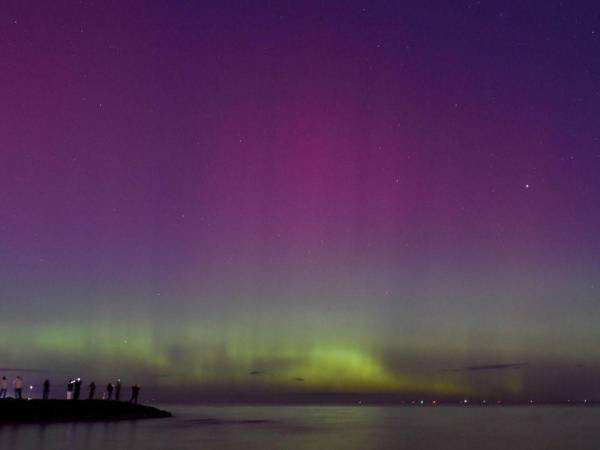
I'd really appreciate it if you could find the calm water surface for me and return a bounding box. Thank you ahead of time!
[1,405,599,450]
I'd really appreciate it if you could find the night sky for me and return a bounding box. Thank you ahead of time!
[1,1,600,401]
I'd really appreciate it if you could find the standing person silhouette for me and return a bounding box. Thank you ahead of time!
[129,384,140,404]
[106,383,114,400]
[0,376,7,398]
[88,381,96,400]
[115,379,121,401]
[42,379,50,400]
[73,378,81,400]
[66,380,74,400]
[13,376,23,399]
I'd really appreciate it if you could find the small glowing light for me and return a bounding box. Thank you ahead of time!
[529,400,534,404]
[525,184,530,189]
[29,385,34,390]
[463,399,468,404]
[584,399,588,404]
[482,400,487,404]
[419,400,424,405]
[432,400,437,405]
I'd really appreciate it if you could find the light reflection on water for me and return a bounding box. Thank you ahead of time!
[2,405,600,450]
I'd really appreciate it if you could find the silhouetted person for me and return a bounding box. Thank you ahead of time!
[73,378,81,400]
[88,381,96,400]
[115,379,121,401]
[13,376,23,399]
[129,384,140,404]
[42,379,50,400]
[106,383,114,400]
[0,376,7,398]
[66,380,74,400]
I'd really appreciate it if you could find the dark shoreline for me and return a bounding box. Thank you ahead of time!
[149,391,598,406]
[0,399,172,423]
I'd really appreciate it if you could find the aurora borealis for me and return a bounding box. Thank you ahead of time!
[1,1,600,401]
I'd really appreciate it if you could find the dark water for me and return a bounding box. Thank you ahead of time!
[2,405,600,450]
